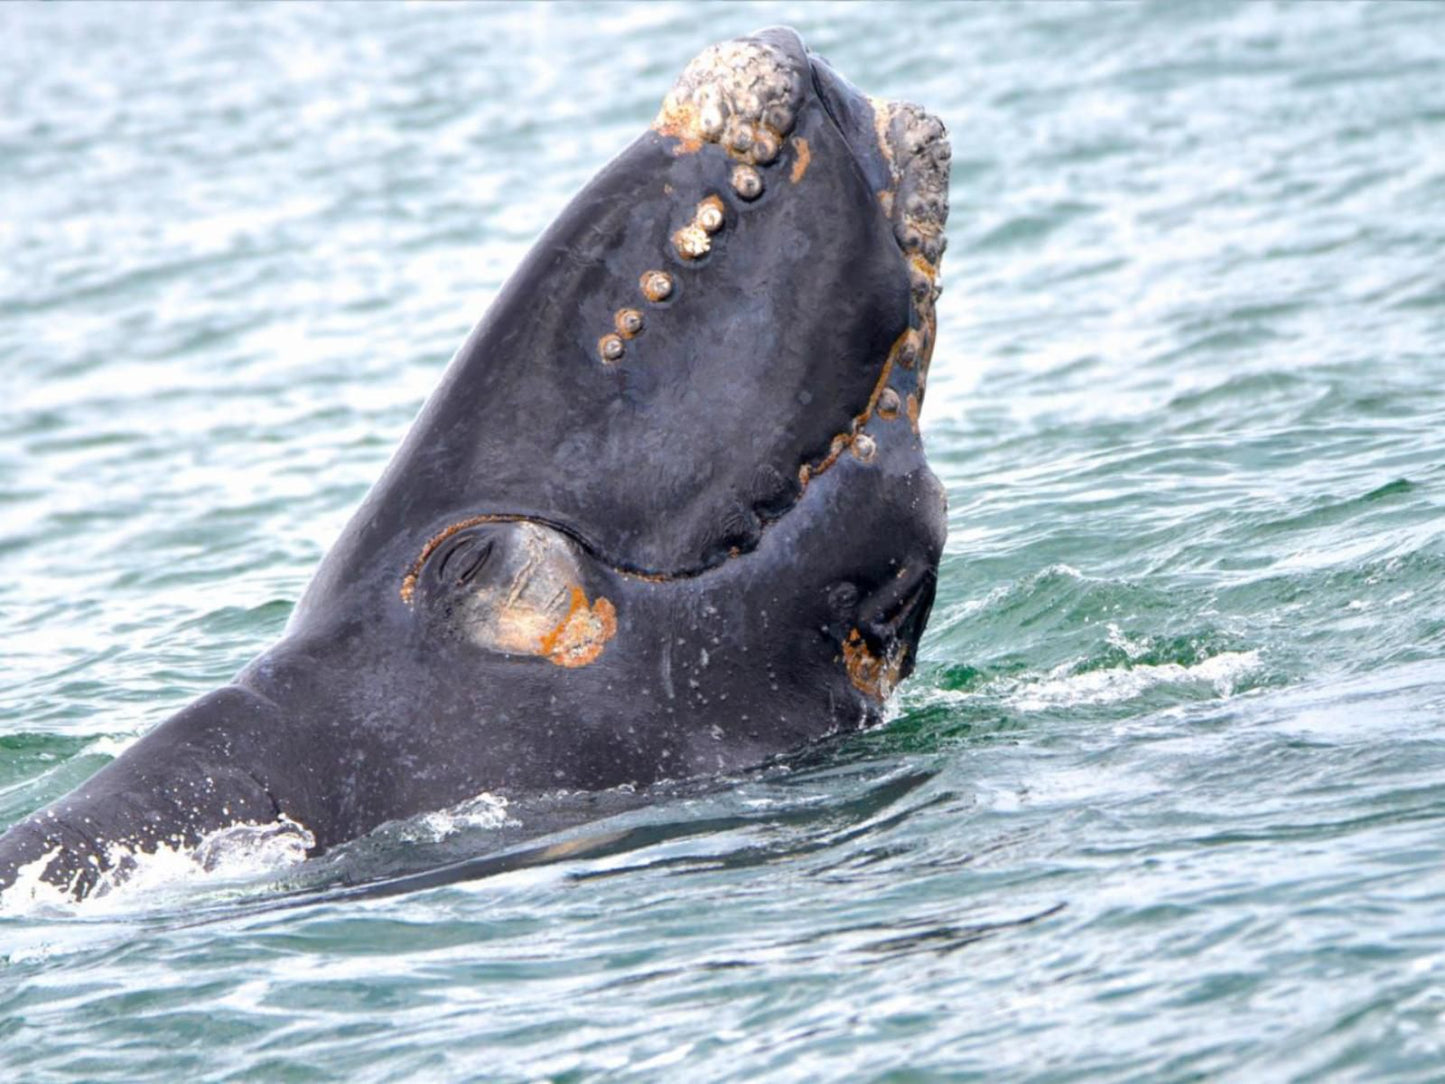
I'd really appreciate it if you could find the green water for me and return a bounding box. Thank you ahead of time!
[4,1,1445,1079]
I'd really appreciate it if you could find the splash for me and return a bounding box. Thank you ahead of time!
[400,792,519,843]
[1002,649,1263,712]
[0,815,315,918]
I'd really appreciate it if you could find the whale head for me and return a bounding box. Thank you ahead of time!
[0,28,952,899]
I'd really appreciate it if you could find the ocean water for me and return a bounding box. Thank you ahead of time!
[3,1,1445,1079]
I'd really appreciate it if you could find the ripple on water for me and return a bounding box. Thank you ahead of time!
[4,2,1445,1081]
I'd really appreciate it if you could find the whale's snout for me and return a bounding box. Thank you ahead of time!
[656,27,951,398]
[805,48,951,394]
[653,26,809,168]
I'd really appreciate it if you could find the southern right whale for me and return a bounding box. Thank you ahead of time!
[0,26,951,900]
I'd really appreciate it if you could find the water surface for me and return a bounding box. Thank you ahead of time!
[4,2,1445,1080]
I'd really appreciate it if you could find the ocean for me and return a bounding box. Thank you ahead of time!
[3,2,1445,1080]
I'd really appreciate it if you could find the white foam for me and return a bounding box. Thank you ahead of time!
[1003,649,1262,712]
[1104,622,1151,661]
[0,843,76,917]
[399,792,518,844]
[77,734,139,759]
[0,814,315,917]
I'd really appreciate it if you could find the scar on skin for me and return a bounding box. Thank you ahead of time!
[790,137,811,183]
[541,588,618,668]
[841,628,904,700]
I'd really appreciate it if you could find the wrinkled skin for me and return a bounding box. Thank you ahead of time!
[0,28,951,900]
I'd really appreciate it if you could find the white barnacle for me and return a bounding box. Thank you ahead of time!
[674,224,711,259]
[699,103,726,138]
[750,129,780,166]
[696,200,724,233]
[730,164,763,201]
[615,308,644,337]
[725,118,754,153]
[898,336,919,368]
[640,269,674,302]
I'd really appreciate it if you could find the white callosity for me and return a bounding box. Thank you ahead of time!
[876,101,951,281]
[655,35,806,168]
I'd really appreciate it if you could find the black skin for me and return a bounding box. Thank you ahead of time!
[0,29,946,898]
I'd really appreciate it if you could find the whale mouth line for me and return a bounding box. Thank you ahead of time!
[399,443,872,604]
[400,346,914,602]
[400,317,919,601]
[400,511,742,605]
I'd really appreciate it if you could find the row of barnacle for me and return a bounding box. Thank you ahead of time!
[606,34,809,365]
[672,195,726,261]
[597,195,730,363]
[598,283,657,364]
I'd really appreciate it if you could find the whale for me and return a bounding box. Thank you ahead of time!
[0,27,951,900]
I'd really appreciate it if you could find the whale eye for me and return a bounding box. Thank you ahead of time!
[435,530,496,588]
